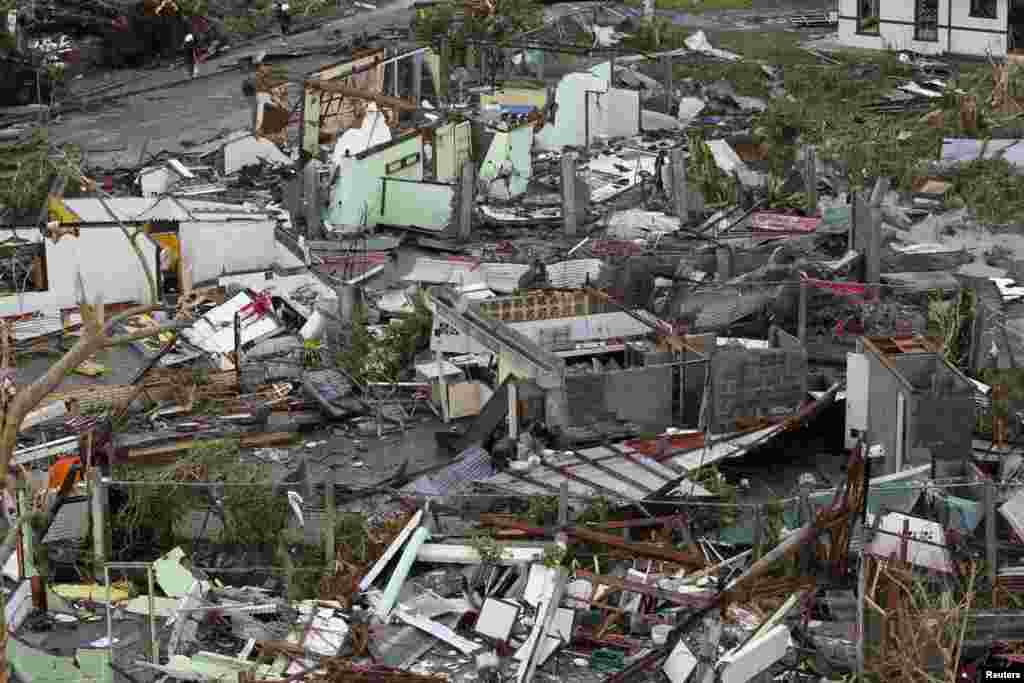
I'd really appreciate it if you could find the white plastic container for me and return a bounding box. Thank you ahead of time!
[652,624,673,646]
[299,309,325,341]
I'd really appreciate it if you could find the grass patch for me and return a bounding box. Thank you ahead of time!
[643,29,1021,223]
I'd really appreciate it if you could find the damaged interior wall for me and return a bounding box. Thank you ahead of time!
[861,339,975,475]
[710,332,808,433]
[0,228,151,317]
[326,133,425,230]
[479,87,549,111]
[179,218,277,284]
[379,178,455,232]
[428,289,569,426]
[478,123,534,200]
[534,66,640,150]
[565,364,676,429]
[432,121,473,184]
[302,48,388,157]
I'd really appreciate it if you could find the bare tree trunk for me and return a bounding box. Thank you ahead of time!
[0,299,182,680]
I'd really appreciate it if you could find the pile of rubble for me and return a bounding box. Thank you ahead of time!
[4,10,1024,683]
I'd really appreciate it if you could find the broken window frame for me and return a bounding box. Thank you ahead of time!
[970,0,997,19]
[915,0,940,41]
[857,0,881,35]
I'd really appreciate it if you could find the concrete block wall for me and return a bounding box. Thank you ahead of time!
[564,366,674,429]
[711,347,807,433]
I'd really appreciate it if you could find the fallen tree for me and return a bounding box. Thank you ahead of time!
[0,283,186,681]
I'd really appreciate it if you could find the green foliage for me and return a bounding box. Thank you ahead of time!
[687,131,736,208]
[303,338,323,370]
[414,0,543,48]
[762,500,786,546]
[541,543,566,569]
[927,288,975,369]
[338,291,433,385]
[335,512,372,564]
[469,530,507,564]
[0,130,84,212]
[691,465,737,525]
[112,439,290,557]
[619,18,690,52]
[948,159,1024,225]
[525,495,559,526]
[663,31,1023,223]
[223,14,260,36]
[576,496,612,526]
[980,368,1024,400]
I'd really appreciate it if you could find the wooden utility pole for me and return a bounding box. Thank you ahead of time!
[798,281,808,345]
[866,178,888,292]
[561,151,579,237]
[663,54,673,116]
[458,160,476,240]
[803,145,818,216]
[670,148,688,224]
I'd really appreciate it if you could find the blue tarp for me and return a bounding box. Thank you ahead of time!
[500,105,536,116]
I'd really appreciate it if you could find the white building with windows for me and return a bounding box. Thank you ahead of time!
[837,0,1021,57]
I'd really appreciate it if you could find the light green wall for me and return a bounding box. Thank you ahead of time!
[8,638,80,682]
[380,179,454,231]
[434,121,472,184]
[479,124,533,200]
[325,135,424,228]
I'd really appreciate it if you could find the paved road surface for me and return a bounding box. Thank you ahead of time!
[50,0,418,171]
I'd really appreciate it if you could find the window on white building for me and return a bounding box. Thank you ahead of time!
[857,0,880,33]
[970,0,997,18]
[915,0,940,40]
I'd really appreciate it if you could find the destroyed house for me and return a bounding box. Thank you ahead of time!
[838,0,1015,56]
[301,45,440,158]
[429,288,810,435]
[0,197,277,317]
[325,127,461,233]
[848,335,975,475]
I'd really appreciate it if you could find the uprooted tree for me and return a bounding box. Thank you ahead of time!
[0,282,184,681]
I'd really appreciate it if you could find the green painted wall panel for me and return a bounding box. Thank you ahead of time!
[325,135,425,228]
[380,180,454,231]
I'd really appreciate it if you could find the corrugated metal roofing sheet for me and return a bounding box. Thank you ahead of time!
[59,197,272,224]
[481,263,530,293]
[403,258,486,287]
[509,311,652,344]
[480,439,713,501]
[42,499,89,544]
[546,259,604,289]
[680,289,773,330]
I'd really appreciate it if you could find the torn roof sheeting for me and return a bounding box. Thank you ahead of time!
[218,270,337,319]
[404,258,602,293]
[56,196,273,224]
[864,512,956,574]
[482,442,684,500]
[674,287,776,330]
[1001,488,1024,541]
[508,311,653,345]
[181,290,284,357]
[402,257,489,288]
[588,150,658,203]
[941,138,1024,168]
[546,259,604,289]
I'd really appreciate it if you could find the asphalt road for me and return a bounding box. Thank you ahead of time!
[50,0,419,171]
